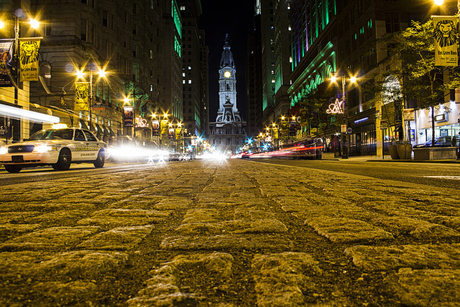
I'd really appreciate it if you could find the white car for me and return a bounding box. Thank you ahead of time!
[0,128,107,173]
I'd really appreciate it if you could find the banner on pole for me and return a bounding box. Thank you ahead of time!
[75,82,90,111]
[0,40,13,87]
[433,15,458,66]
[123,106,134,127]
[160,119,168,135]
[19,39,40,82]
[152,120,160,136]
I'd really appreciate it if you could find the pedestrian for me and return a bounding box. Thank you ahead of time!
[457,132,460,160]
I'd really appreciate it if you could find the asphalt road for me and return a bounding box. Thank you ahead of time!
[249,158,460,190]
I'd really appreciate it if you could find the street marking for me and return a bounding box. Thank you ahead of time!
[424,176,460,180]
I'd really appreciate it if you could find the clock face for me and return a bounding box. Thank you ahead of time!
[224,71,231,78]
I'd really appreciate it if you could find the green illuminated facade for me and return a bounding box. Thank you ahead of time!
[291,0,337,71]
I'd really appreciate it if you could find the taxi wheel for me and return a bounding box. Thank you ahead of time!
[4,165,22,173]
[55,148,71,170]
[94,150,105,168]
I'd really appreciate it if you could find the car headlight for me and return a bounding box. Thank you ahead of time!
[34,145,56,153]
[0,146,7,155]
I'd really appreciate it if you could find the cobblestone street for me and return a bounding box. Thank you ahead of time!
[1,159,460,306]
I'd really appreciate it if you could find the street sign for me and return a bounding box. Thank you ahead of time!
[380,120,388,129]
[347,127,353,134]
[341,125,347,133]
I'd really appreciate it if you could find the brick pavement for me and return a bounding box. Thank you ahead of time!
[0,159,459,306]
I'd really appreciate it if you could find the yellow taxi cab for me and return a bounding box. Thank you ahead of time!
[0,127,107,173]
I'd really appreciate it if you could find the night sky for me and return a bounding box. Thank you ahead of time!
[199,0,255,122]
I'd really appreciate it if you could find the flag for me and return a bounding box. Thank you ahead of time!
[0,40,13,87]
[75,82,89,111]
[433,16,458,66]
[19,39,40,82]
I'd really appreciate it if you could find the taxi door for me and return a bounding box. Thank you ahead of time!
[82,130,100,160]
[73,129,87,161]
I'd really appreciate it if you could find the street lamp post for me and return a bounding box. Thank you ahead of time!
[76,64,106,131]
[0,12,40,143]
[330,74,357,159]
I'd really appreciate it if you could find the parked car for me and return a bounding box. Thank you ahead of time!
[413,136,459,148]
[0,128,107,173]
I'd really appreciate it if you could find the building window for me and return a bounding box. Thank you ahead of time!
[81,18,87,41]
[385,13,399,33]
[40,63,51,88]
[180,5,186,10]
[103,10,108,27]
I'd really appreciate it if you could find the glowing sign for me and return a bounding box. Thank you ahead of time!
[354,117,369,124]
[135,116,149,128]
[326,99,343,114]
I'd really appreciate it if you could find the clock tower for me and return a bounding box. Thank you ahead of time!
[208,34,247,154]
[216,34,241,123]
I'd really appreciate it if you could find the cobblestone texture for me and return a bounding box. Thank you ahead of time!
[0,159,459,306]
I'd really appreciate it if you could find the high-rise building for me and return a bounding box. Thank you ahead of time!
[246,10,263,138]
[160,0,183,121]
[287,0,430,156]
[178,0,208,138]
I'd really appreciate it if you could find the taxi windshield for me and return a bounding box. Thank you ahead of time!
[28,129,74,140]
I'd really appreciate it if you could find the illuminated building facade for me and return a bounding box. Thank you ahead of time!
[0,0,186,145]
[160,0,183,121]
[246,0,291,139]
[287,0,430,156]
[208,35,247,153]
[0,0,36,144]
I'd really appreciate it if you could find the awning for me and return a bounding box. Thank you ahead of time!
[80,120,89,130]
[95,124,103,135]
[108,127,116,137]
[102,125,109,136]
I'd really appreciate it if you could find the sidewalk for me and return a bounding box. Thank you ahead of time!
[325,154,460,163]
[0,159,459,306]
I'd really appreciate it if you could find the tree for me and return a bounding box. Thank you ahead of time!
[374,19,460,145]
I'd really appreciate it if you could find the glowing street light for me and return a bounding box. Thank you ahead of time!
[330,73,358,159]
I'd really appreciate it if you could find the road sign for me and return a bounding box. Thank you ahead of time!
[347,127,353,134]
[380,120,388,129]
[341,125,347,133]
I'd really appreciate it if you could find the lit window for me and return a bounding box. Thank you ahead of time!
[289,57,292,63]
[180,5,185,10]
[188,80,192,84]
[272,79,275,83]
[182,73,186,77]
[288,26,291,31]
[183,80,186,84]
[188,66,192,70]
